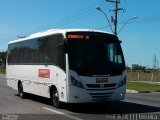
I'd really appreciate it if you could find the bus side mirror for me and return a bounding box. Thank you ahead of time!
[63,42,69,53]
[116,44,122,55]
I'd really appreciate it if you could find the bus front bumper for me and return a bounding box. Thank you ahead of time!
[67,85,126,103]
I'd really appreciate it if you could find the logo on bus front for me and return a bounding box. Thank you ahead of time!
[100,84,105,88]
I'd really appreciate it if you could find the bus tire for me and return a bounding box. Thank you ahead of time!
[51,89,61,108]
[18,83,25,99]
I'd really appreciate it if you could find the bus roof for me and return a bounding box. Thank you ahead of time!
[8,29,115,44]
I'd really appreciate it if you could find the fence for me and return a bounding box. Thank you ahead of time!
[127,70,160,82]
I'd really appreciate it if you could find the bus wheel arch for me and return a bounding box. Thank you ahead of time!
[50,85,61,108]
[18,81,25,98]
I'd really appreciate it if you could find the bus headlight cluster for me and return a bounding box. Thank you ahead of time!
[118,77,126,87]
[70,76,84,88]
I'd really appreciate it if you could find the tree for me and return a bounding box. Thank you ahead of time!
[0,51,7,65]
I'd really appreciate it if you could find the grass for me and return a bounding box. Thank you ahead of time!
[127,81,160,92]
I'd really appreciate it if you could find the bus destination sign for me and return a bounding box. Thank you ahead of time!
[67,34,90,40]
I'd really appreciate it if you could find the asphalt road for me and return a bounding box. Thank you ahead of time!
[0,74,160,120]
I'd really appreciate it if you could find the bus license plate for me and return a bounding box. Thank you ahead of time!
[96,78,108,83]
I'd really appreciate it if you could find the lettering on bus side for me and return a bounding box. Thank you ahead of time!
[39,69,50,78]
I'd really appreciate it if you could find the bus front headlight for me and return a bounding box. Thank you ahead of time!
[118,77,126,87]
[70,76,84,88]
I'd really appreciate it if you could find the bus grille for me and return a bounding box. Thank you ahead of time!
[89,92,113,99]
[86,83,116,89]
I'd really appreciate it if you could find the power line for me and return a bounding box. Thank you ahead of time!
[20,0,160,37]
[95,15,160,30]
[21,1,102,35]
[135,16,160,23]
[52,2,113,28]
[50,1,106,28]
[118,15,160,24]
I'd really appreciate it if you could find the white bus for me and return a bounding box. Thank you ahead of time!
[6,29,126,108]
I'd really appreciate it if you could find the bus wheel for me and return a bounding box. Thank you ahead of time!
[18,83,25,98]
[51,90,60,108]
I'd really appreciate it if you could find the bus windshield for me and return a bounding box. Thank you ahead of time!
[66,32,125,76]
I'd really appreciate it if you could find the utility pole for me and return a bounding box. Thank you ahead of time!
[105,0,124,35]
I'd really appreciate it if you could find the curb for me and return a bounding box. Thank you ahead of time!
[126,89,138,93]
[138,91,151,93]
[130,81,160,85]
[127,89,160,93]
